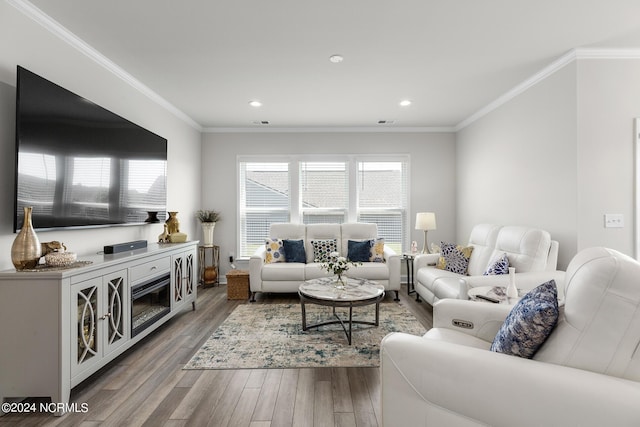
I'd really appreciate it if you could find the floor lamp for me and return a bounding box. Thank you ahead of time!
[415,212,437,254]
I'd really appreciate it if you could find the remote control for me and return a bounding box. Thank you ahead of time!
[475,294,500,303]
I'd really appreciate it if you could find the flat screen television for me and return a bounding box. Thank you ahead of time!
[14,66,168,231]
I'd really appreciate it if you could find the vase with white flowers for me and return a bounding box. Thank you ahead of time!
[196,210,220,246]
[318,252,361,290]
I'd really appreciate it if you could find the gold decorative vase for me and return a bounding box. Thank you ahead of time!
[166,211,180,235]
[11,207,42,270]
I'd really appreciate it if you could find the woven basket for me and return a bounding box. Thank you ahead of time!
[226,269,249,300]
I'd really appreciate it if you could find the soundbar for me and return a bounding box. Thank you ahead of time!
[104,240,148,254]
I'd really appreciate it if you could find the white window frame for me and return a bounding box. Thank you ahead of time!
[237,154,410,257]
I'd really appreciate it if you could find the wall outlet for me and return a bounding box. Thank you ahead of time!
[604,214,624,228]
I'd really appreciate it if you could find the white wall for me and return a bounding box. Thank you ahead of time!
[457,57,640,269]
[0,2,202,270]
[456,63,579,269]
[576,58,640,255]
[201,132,456,277]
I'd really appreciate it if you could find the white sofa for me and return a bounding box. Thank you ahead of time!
[381,247,640,426]
[414,224,562,304]
[249,223,401,301]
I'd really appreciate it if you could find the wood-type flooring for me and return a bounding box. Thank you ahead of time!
[0,283,432,427]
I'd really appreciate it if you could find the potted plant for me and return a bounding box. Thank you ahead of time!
[196,210,220,246]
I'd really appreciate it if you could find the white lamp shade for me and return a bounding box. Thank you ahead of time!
[415,212,437,230]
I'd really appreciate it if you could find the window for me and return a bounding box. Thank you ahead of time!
[238,156,409,257]
[357,161,408,253]
[300,161,348,224]
[238,162,290,257]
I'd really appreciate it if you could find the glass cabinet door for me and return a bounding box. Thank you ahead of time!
[173,256,184,305]
[73,278,101,374]
[103,271,128,356]
[185,253,194,297]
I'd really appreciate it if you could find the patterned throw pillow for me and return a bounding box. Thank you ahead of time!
[490,280,559,359]
[348,240,371,262]
[370,238,385,262]
[436,242,474,275]
[283,239,306,263]
[484,252,510,275]
[265,238,285,263]
[311,239,338,263]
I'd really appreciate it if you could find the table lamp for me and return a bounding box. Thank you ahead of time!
[415,212,437,254]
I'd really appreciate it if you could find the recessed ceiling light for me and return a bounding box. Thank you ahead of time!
[249,100,262,107]
[329,54,344,63]
[400,100,412,107]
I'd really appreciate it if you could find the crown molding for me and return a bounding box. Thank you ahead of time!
[10,1,640,136]
[456,47,640,131]
[8,0,202,131]
[203,126,456,133]
[574,47,640,59]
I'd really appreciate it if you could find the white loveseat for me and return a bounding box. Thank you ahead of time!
[249,223,401,301]
[381,247,640,426]
[414,224,562,305]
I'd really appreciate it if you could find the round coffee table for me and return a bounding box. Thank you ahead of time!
[298,277,385,345]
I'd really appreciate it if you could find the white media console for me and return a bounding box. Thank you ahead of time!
[0,241,197,411]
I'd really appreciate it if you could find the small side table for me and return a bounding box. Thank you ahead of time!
[198,245,220,287]
[468,286,521,305]
[402,253,418,296]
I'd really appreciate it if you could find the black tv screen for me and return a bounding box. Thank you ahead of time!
[14,66,167,231]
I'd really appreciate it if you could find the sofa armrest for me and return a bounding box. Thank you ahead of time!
[249,246,266,292]
[465,270,566,299]
[381,333,640,427]
[432,299,512,341]
[414,253,440,270]
[384,246,401,290]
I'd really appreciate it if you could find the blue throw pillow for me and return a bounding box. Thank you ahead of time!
[348,240,372,262]
[283,239,306,263]
[490,280,559,359]
[484,252,510,275]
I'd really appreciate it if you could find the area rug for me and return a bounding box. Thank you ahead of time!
[183,302,427,369]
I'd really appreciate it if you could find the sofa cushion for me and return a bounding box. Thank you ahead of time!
[283,239,306,263]
[306,223,342,262]
[437,242,474,275]
[341,222,377,253]
[490,280,559,359]
[484,252,510,275]
[262,262,306,281]
[311,239,338,263]
[466,224,502,276]
[344,262,389,280]
[348,240,371,262]
[490,226,551,273]
[370,238,385,262]
[265,238,286,263]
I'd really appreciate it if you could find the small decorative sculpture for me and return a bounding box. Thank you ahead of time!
[40,240,76,267]
[41,241,67,257]
[158,224,170,243]
[166,211,180,235]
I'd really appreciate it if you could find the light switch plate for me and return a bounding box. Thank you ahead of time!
[604,214,624,228]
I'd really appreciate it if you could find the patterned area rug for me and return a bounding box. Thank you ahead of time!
[184,302,427,369]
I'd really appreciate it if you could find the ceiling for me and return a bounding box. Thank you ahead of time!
[25,0,640,130]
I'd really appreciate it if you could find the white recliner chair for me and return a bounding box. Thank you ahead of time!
[381,247,640,426]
